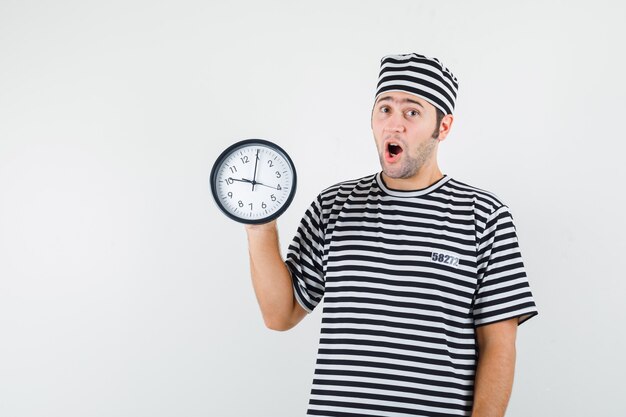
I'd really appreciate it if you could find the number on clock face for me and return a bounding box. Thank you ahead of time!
[214,144,294,221]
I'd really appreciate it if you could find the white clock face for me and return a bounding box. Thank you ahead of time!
[210,139,297,224]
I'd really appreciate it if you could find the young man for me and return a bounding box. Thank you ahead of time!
[245,52,538,417]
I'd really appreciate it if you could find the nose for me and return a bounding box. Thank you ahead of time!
[384,112,406,133]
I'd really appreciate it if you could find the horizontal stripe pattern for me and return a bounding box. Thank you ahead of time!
[375,53,459,115]
[286,172,538,416]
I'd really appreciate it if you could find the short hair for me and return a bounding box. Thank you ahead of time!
[433,107,444,139]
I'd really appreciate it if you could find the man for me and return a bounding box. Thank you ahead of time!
[245,52,538,417]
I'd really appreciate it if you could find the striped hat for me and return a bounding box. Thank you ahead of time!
[375,53,459,115]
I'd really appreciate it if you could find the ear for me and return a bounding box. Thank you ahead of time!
[437,114,454,142]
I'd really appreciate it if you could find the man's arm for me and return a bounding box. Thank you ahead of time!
[245,220,308,331]
[471,317,518,417]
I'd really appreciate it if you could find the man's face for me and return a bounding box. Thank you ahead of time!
[371,91,440,180]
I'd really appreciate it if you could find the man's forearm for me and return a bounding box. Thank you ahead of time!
[471,341,516,417]
[245,220,297,330]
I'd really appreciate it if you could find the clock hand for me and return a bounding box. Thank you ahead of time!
[229,177,254,184]
[229,177,279,190]
[252,149,259,192]
[253,181,280,190]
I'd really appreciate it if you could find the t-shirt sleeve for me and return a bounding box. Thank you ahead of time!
[473,205,539,327]
[285,195,326,313]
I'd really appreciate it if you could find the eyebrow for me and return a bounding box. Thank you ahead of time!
[376,95,425,109]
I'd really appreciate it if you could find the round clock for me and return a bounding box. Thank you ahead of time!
[209,139,297,224]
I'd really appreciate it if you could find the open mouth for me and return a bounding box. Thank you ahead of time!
[386,141,404,161]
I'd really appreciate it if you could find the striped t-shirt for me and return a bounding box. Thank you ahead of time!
[285,172,538,417]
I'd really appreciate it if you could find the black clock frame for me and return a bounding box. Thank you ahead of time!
[210,138,298,224]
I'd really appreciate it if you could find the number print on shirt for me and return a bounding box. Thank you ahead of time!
[431,251,460,267]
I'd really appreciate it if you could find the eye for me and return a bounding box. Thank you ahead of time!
[406,109,420,117]
[379,106,390,113]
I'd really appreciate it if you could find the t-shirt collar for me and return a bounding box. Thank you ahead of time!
[375,171,451,197]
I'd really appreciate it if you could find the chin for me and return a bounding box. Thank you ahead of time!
[380,154,413,178]
[382,166,407,179]
[383,162,420,180]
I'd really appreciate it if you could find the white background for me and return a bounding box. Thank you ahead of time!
[1,1,625,416]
